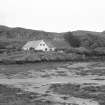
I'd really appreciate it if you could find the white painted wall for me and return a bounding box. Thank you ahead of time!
[36,40,50,51]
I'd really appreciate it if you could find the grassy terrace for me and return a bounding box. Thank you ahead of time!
[0,49,105,64]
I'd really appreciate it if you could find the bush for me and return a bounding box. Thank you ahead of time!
[64,32,81,47]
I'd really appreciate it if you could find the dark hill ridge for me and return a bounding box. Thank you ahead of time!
[0,25,105,41]
[72,30,102,36]
[0,25,105,49]
[65,31,105,49]
[0,25,11,32]
[0,25,63,42]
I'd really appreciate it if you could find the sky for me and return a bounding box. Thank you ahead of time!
[0,0,105,32]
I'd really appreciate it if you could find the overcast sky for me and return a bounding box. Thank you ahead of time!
[0,0,105,32]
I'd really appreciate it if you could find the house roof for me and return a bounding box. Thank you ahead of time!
[23,40,42,49]
[23,39,70,49]
[23,39,55,49]
[43,40,55,48]
[43,39,70,49]
[52,40,70,49]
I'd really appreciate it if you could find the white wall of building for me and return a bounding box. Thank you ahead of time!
[36,40,50,51]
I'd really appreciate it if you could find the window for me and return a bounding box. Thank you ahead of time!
[40,44,45,46]
[50,49,52,51]
[45,48,47,51]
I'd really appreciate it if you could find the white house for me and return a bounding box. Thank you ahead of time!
[22,40,55,51]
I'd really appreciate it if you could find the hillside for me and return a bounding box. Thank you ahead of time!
[0,25,63,41]
[0,25,64,50]
[64,31,105,49]
[0,25,105,50]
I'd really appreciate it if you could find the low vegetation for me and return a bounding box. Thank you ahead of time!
[0,51,84,64]
[0,84,55,105]
[49,83,105,105]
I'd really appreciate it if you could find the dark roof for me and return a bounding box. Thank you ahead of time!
[52,40,70,49]
[44,40,55,48]
[24,39,70,49]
